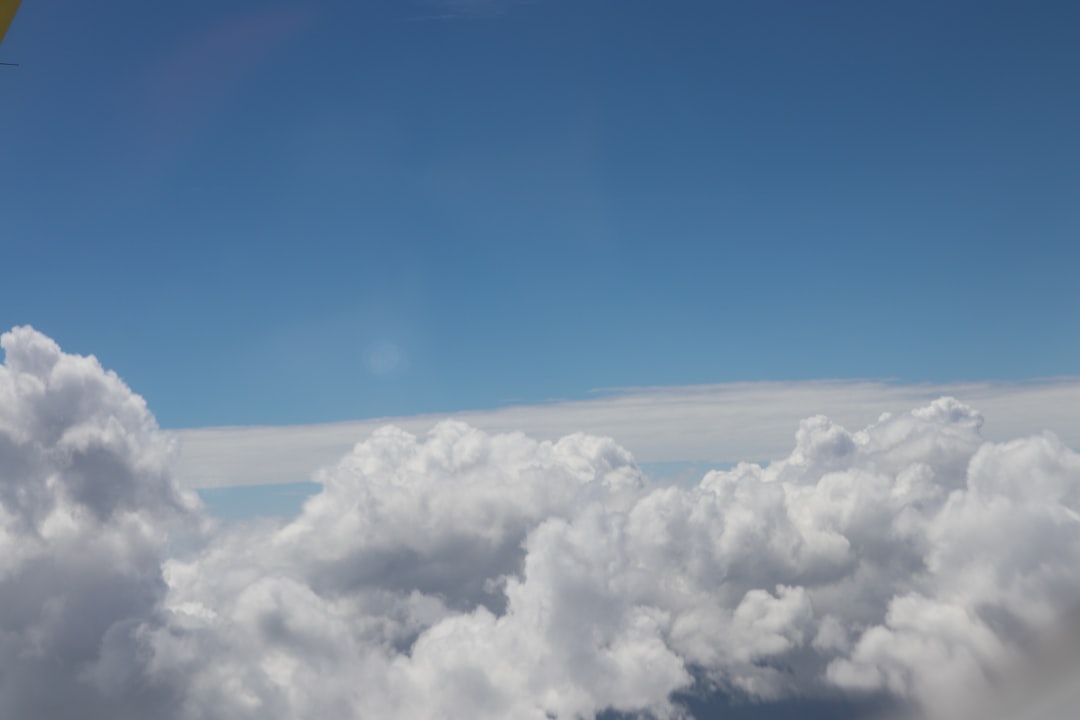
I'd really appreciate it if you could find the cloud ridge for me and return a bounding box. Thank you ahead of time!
[3,326,1080,719]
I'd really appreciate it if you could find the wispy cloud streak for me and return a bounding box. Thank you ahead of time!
[173,378,1080,488]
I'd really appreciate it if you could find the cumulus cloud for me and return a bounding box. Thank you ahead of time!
[3,325,1080,719]
[0,326,199,719]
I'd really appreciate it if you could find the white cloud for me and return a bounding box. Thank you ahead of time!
[3,325,1080,720]
[0,326,200,719]
[173,377,1080,488]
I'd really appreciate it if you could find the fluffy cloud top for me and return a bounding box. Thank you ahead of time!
[0,327,199,719]
[2,325,1080,719]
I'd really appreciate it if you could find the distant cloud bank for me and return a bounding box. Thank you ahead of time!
[2,325,1079,720]
[174,376,1080,489]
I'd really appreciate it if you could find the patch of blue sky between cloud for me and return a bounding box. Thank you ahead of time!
[196,481,322,521]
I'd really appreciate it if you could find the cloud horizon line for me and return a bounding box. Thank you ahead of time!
[172,376,1080,489]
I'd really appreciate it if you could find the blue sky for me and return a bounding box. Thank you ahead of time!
[2,0,1078,429]
[4,8,1080,716]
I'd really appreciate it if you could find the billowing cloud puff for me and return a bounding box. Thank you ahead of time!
[3,326,1080,720]
[0,327,199,719]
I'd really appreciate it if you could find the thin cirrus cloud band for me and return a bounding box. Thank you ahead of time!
[173,378,1080,488]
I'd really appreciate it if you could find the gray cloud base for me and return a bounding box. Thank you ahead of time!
[2,326,1080,720]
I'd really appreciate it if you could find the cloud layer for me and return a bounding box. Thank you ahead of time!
[3,325,1080,719]
[0,326,199,719]
[173,377,1080,488]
